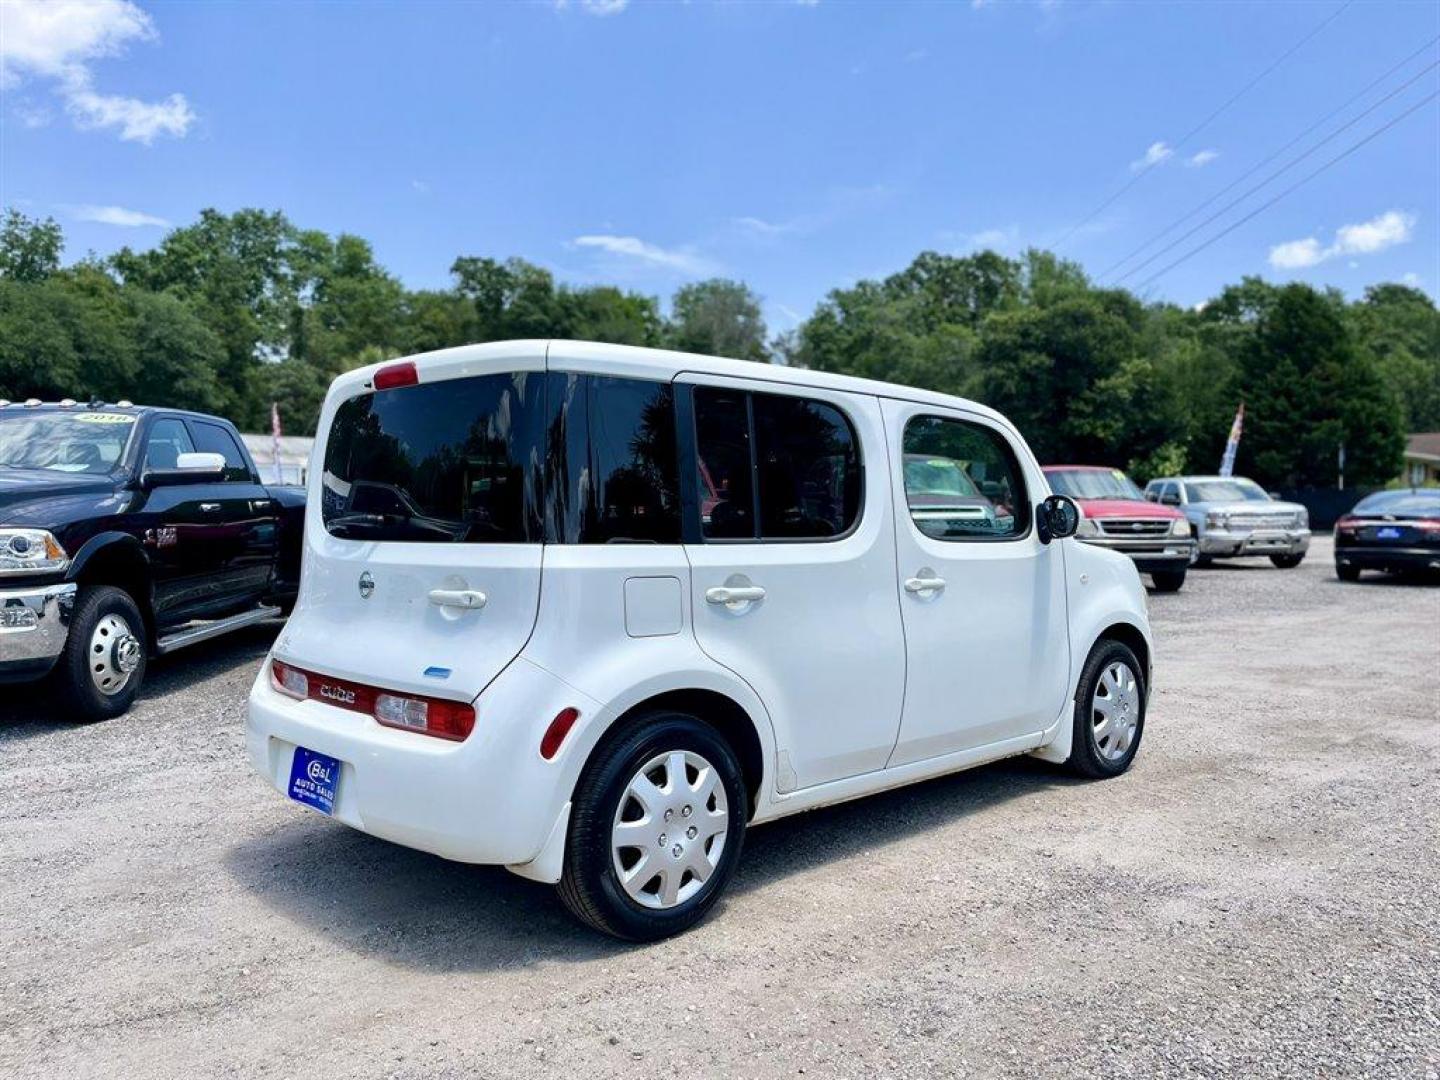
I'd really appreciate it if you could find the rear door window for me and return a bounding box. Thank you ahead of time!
[691,387,861,542]
[322,373,546,543]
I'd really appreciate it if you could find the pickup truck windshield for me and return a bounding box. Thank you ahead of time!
[1047,468,1144,501]
[1185,479,1269,503]
[321,373,546,543]
[0,412,135,475]
[903,456,981,498]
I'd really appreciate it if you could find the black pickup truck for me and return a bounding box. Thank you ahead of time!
[0,401,304,721]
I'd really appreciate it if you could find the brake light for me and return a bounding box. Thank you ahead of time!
[1417,519,1440,533]
[269,659,475,741]
[1335,515,1358,537]
[540,707,581,760]
[374,361,419,390]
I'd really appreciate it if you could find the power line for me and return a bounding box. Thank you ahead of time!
[1133,90,1440,293]
[1100,35,1440,283]
[1053,0,1353,252]
[1110,56,1440,285]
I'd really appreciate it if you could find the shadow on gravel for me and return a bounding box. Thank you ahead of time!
[0,621,280,742]
[224,754,1074,971]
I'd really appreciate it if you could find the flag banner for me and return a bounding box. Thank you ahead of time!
[271,402,284,485]
[1218,403,1244,478]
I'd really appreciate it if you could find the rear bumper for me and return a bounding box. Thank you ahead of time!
[1199,529,1310,558]
[245,654,599,866]
[0,582,75,684]
[1335,545,1440,573]
[1076,536,1196,574]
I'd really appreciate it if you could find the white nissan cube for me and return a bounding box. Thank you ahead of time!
[247,340,1152,940]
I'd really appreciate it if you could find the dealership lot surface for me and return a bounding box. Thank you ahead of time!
[2,537,1436,1079]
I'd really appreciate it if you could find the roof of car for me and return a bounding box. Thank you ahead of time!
[329,339,1015,432]
[1041,465,1117,472]
[0,401,223,421]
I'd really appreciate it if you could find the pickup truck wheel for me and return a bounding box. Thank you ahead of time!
[54,586,147,723]
[1066,639,1145,780]
[1270,553,1305,569]
[558,712,746,942]
[1150,569,1186,592]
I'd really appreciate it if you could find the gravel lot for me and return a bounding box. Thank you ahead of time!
[2,536,1437,1080]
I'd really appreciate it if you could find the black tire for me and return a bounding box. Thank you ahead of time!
[1150,569,1186,592]
[1193,554,1213,568]
[1270,553,1305,569]
[53,585,147,723]
[1335,563,1361,582]
[558,711,747,942]
[1066,638,1146,780]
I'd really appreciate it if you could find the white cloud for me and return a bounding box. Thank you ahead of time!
[572,235,715,274]
[68,204,170,228]
[1268,210,1416,270]
[1402,272,1422,287]
[1187,149,1220,168]
[0,0,194,144]
[411,179,430,194]
[733,216,795,236]
[553,0,629,14]
[1131,141,1173,172]
[968,226,1020,250]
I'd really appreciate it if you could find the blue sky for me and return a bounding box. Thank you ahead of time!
[2,0,1437,333]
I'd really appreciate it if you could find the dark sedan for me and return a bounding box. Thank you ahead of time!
[1334,489,1440,581]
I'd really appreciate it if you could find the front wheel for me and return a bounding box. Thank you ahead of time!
[1150,569,1186,592]
[558,712,747,941]
[1066,639,1146,779]
[54,585,147,722]
[1270,553,1305,569]
[1336,564,1361,582]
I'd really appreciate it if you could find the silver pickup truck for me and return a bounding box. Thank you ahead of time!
[1143,475,1310,568]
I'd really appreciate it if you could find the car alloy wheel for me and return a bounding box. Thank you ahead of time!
[610,749,729,910]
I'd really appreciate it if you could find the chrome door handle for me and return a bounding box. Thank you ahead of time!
[705,585,766,606]
[904,574,946,594]
[428,588,487,610]
[199,502,221,512]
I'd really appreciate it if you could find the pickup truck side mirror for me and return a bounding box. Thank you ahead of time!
[1160,491,1181,506]
[1036,494,1080,544]
[1144,490,1158,502]
[143,451,226,489]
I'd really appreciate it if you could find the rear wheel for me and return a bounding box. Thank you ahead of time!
[1336,564,1361,582]
[1270,553,1305,569]
[54,585,147,722]
[1066,639,1145,780]
[1150,569,1186,592]
[558,712,747,941]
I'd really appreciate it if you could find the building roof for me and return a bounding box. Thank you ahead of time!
[1404,432,1440,463]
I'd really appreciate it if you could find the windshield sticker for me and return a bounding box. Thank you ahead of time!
[73,412,134,424]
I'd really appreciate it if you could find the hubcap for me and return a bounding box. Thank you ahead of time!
[611,750,729,910]
[90,613,140,696]
[1091,660,1140,762]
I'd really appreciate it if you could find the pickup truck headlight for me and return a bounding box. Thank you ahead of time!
[1296,508,1309,530]
[0,529,70,576]
[1170,518,1192,538]
[1076,515,1100,537]
[1205,511,1227,529]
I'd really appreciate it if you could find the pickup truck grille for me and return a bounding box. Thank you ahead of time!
[1228,512,1298,530]
[1098,519,1171,537]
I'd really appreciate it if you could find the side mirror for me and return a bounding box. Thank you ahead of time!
[143,451,226,489]
[1268,491,1282,500]
[1144,491,1158,502]
[1036,494,1080,544]
[1161,492,1181,506]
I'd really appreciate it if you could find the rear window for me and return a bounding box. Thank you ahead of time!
[322,374,546,543]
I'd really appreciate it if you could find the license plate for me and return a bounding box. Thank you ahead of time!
[288,746,341,815]
[1376,526,1402,540]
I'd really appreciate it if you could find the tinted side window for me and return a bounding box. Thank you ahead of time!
[693,387,756,540]
[753,394,860,539]
[191,421,250,482]
[902,416,1028,540]
[144,418,195,471]
[546,375,680,544]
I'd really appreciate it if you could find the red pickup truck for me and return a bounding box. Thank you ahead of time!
[1043,465,1197,592]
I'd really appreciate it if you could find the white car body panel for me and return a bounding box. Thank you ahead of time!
[246,340,1153,884]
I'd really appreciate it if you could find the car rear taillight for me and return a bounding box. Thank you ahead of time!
[373,361,419,390]
[1417,519,1440,533]
[1335,515,1358,537]
[269,659,475,741]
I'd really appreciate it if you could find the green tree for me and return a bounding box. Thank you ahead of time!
[1349,284,1440,432]
[667,279,769,362]
[0,209,63,283]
